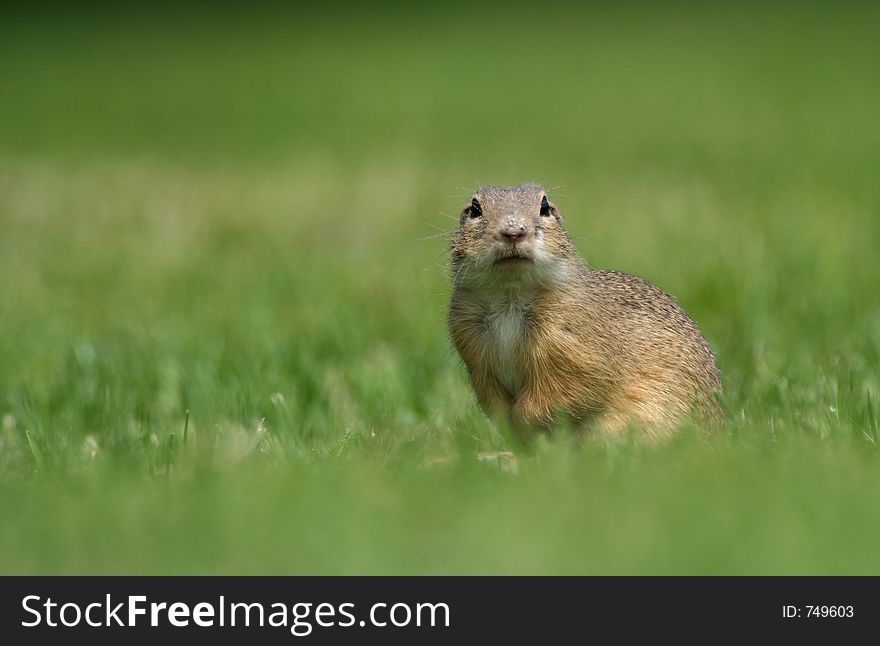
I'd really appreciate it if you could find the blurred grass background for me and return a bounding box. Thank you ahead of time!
[1,1,879,574]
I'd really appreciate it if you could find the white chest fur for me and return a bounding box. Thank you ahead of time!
[485,300,529,396]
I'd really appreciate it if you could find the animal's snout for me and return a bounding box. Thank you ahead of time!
[497,222,528,244]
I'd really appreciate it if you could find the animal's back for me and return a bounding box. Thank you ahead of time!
[582,270,722,428]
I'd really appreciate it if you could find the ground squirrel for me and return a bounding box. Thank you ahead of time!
[448,183,722,440]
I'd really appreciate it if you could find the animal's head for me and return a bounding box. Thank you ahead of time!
[450,183,576,290]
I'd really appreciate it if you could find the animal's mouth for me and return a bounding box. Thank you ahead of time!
[493,250,534,267]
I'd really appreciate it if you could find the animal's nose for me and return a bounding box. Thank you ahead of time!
[498,223,527,244]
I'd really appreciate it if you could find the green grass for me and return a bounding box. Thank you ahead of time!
[1,2,879,574]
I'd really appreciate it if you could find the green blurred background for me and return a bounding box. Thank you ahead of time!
[1,1,879,574]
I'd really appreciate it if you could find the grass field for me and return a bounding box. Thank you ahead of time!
[2,2,880,574]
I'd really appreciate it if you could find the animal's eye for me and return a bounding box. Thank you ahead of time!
[469,198,483,218]
[540,195,551,217]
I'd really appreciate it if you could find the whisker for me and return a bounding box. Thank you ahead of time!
[424,221,449,233]
[452,257,474,288]
[419,232,455,241]
[459,261,471,287]
[444,190,473,200]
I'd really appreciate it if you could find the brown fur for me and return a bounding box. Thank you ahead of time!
[448,183,722,440]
